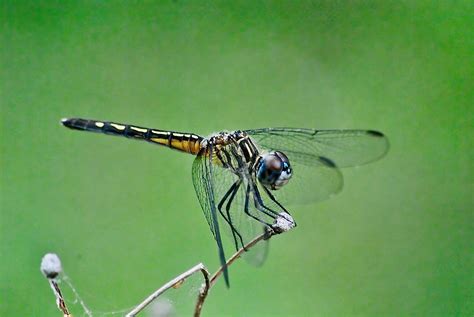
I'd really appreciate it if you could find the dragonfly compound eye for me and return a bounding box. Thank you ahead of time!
[256,151,292,190]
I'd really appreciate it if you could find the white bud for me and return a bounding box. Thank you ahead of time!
[40,253,62,279]
[272,212,296,233]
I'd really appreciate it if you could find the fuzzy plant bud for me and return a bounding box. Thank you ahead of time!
[272,212,296,233]
[40,253,62,279]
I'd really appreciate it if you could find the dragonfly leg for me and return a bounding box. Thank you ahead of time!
[251,184,281,219]
[261,186,296,226]
[217,180,245,252]
[261,186,289,213]
[221,148,236,170]
[215,149,233,170]
[224,182,246,251]
[243,183,273,228]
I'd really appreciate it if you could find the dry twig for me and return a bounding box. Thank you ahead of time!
[41,212,295,317]
[194,231,272,317]
[126,263,210,317]
[194,211,295,317]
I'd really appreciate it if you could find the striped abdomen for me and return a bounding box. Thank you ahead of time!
[61,118,203,155]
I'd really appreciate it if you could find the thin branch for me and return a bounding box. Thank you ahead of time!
[41,213,294,317]
[41,253,72,317]
[194,230,274,317]
[210,231,271,286]
[126,263,210,317]
[49,280,72,317]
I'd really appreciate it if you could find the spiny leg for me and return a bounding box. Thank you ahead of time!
[217,180,244,251]
[243,183,273,227]
[228,142,277,220]
[215,149,232,170]
[215,147,245,250]
[228,142,274,238]
[261,186,288,212]
[251,183,281,219]
[222,148,235,170]
[261,186,295,224]
[224,181,246,251]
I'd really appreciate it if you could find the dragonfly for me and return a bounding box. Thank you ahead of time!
[61,118,389,287]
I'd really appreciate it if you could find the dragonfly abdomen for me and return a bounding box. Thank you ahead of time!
[61,118,203,154]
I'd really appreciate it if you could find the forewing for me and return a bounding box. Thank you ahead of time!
[245,128,389,167]
[245,128,388,205]
[270,156,343,206]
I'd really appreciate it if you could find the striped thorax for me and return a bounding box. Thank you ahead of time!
[203,131,261,170]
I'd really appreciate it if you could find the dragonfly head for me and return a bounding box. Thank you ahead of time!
[256,151,292,190]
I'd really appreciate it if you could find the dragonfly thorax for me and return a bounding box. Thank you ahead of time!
[206,130,260,165]
[256,151,292,190]
[207,131,293,190]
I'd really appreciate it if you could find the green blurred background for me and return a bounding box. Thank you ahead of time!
[1,1,472,316]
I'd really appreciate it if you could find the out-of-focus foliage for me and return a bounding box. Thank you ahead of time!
[1,1,472,316]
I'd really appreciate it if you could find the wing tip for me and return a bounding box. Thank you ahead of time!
[318,156,337,168]
[366,130,385,138]
[366,130,390,162]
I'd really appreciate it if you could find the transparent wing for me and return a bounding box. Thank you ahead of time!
[209,148,272,267]
[245,128,389,167]
[271,156,343,206]
[192,145,272,274]
[245,128,388,205]
[192,147,230,286]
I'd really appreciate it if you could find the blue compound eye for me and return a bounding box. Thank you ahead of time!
[256,151,292,190]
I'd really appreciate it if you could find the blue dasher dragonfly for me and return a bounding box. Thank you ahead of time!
[61,118,389,287]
